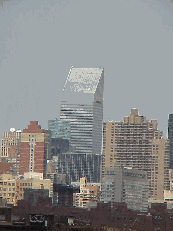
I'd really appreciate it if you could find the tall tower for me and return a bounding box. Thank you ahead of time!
[102,109,170,201]
[168,114,173,169]
[59,67,104,183]
[60,67,104,154]
[19,121,51,178]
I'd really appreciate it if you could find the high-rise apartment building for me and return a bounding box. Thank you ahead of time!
[58,67,104,183]
[102,109,170,200]
[19,121,51,178]
[168,114,173,169]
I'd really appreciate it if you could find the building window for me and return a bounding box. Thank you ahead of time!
[40,184,44,189]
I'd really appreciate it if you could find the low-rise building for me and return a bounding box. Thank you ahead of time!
[46,172,66,205]
[73,177,101,208]
[164,169,173,202]
[0,174,17,205]
[0,172,51,206]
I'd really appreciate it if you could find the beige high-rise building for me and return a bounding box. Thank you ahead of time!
[102,108,170,200]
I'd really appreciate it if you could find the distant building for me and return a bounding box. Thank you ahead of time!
[101,167,149,212]
[73,177,101,208]
[168,114,173,169]
[53,184,79,207]
[0,162,13,174]
[24,172,43,180]
[48,119,70,176]
[164,169,173,202]
[0,197,7,206]
[17,173,51,203]
[59,67,104,183]
[47,157,59,174]
[0,174,18,205]
[50,138,70,159]
[19,121,51,178]
[48,119,71,141]
[102,108,170,201]
[60,67,104,155]
[46,170,66,205]
[0,128,21,175]
[24,188,51,206]
[0,173,51,206]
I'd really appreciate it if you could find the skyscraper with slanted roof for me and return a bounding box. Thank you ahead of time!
[59,67,104,183]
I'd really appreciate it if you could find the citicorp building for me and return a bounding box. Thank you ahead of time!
[59,67,104,183]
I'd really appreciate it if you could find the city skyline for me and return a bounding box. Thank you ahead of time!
[0,0,173,138]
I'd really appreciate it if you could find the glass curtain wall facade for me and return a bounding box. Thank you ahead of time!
[48,119,71,141]
[59,67,104,183]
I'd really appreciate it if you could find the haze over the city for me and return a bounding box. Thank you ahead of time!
[0,0,173,138]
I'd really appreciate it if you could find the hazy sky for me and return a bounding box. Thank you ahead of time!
[0,0,173,138]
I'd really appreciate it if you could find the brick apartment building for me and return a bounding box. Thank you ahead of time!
[19,121,51,178]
